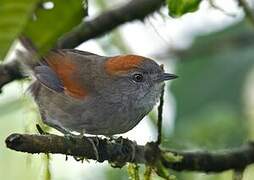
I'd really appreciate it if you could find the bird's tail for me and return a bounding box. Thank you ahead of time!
[16,37,44,96]
[17,36,41,70]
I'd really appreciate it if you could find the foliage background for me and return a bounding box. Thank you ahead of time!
[1,0,254,179]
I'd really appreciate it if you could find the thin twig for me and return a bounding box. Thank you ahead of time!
[144,166,152,180]
[127,163,140,180]
[238,0,254,26]
[209,0,236,17]
[157,85,165,145]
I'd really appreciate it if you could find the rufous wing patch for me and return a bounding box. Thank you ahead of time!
[45,51,87,99]
[105,55,144,75]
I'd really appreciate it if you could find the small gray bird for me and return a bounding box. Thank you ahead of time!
[22,49,177,135]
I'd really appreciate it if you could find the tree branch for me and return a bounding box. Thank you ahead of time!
[57,0,164,48]
[238,0,254,26]
[0,61,25,92]
[0,0,164,92]
[5,133,254,172]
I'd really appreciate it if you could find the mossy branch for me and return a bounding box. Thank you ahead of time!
[5,133,254,173]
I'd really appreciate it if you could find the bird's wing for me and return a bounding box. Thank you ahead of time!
[34,65,64,92]
[34,49,98,99]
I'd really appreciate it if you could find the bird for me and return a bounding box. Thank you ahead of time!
[19,48,177,136]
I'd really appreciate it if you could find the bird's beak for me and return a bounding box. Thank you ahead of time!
[163,73,178,81]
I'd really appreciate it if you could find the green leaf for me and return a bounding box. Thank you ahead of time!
[0,0,39,60]
[167,0,201,17]
[23,0,87,55]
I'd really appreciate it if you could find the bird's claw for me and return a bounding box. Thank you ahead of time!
[109,136,137,166]
[119,137,136,162]
[87,137,100,161]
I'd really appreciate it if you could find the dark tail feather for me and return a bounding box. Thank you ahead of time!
[19,36,38,54]
[17,36,41,70]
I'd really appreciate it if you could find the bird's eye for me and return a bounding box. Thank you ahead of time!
[132,73,144,82]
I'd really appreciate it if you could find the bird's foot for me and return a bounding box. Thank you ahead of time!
[108,136,137,162]
[78,132,100,162]
[118,137,136,162]
[86,136,100,161]
[63,133,93,162]
[109,136,137,168]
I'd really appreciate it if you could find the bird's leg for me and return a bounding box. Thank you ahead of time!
[87,138,100,161]
[35,124,79,161]
[80,131,100,161]
[108,136,137,168]
[128,140,136,162]
[62,131,88,162]
[93,135,100,147]
[117,137,136,162]
[108,136,136,163]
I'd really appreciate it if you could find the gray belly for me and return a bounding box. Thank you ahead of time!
[34,84,159,136]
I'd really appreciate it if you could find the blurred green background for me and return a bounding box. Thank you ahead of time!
[1,0,254,179]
